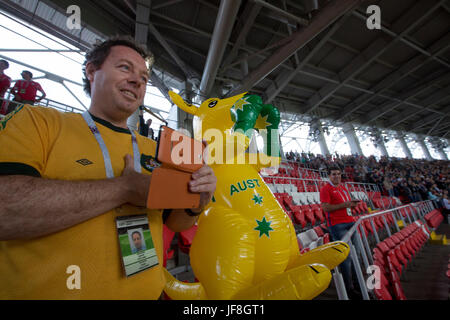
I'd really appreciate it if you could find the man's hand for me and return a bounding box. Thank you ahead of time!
[344,200,358,208]
[120,154,151,207]
[188,165,217,211]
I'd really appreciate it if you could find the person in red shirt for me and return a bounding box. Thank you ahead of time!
[8,70,46,114]
[0,60,11,98]
[320,165,361,299]
[0,60,12,115]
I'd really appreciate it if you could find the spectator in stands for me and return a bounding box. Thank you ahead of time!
[0,60,11,99]
[418,181,428,201]
[442,194,450,219]
[0,59,11,115]
[320,165,361,299]
[8,70,46,114]
[300,153,307,164]
[288,150,449,205]
[0,35,217,299]
[431,183,441,194]
[427,190,439,201]
[410,181,422,202]
[399,181,413,203]
[383,175,394,197]
[392,180,401,198]
[138,106,154,140]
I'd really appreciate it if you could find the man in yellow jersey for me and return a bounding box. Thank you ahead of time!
[0,36,217,299]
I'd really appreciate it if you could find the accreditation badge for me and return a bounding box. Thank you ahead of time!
[115,214,159,277]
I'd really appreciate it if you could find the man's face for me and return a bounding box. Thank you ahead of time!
[329,170,342,185]
[0,61,7,71]
[21,72,31,80]
[89,45,149,118]
[132,232,142,250]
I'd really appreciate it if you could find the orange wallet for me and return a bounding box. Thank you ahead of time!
[156,126,204,172]
[147,126,205,209]
[147,167,200,209]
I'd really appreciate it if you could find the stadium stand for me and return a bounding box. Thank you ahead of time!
[424,210,444,229]
[162,155,447,300]
[372,220,430,300]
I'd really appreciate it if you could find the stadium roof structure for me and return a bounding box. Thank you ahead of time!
[1,0,449,141]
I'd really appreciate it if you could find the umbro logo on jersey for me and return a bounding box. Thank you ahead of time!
[76,159,93,166]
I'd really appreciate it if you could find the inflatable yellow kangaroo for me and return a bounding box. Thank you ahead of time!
[163,91,350,300]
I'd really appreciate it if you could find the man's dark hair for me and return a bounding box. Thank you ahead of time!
[22,70,33,78]
[0,60,9,69]
[82,35,154,96]
[327,165,342,175]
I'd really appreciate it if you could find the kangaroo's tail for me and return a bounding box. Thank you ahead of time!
[163,268,207,300]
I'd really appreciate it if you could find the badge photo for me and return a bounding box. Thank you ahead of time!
[116,215,159,277]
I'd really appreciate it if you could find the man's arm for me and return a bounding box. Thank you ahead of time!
[164,209,199,233]
[321,201,357,213]
[35,86,46,102]
[0,78,10,97]
[0,155,149,240]
[10,83,18,95]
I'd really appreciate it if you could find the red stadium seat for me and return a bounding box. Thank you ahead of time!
[375,216,384,230]
[424,210,444,229]
[391,280,407,300]
[293,208,307,228]
[373,247,385,266]
[301,205,316,226]
[384,238,396,249]
[387,250,402,275]
[323,233,330,244]
[376,241,390,256]
[313,226,324,237]
[363,218,373,234]
[394,246,408,267]
[374,278,393,300]
[400,242,412,263]
[311,204,324,223]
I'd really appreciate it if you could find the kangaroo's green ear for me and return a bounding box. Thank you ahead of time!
[168,91,198,116]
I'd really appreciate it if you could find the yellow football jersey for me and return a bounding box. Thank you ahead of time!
[0,105,165,299]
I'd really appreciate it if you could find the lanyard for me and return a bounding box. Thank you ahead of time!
[329,182,351,202]
[82,111,141,178]
[19,80,30,89]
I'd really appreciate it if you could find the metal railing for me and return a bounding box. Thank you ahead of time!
[265,173,381,200]
[333,200,435,300]
[283,160,327,179]
[1,96,85,114]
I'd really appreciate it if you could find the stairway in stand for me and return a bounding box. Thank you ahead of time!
[401,222,450,300]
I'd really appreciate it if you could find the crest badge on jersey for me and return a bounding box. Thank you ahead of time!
[140,154,161,173]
